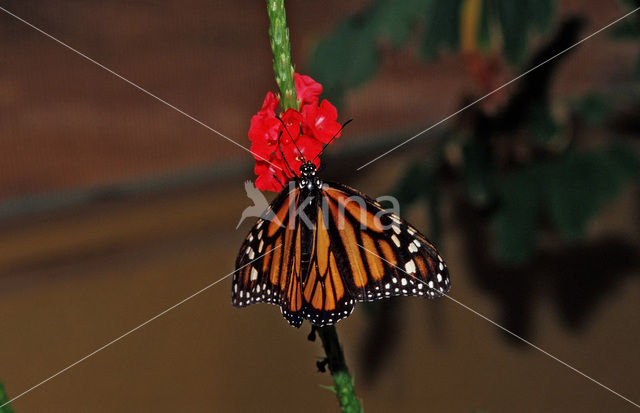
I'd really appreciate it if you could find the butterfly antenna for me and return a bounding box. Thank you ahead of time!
[277,130,299,178]
[312,119,353,162]
[275,115,307,163]
[272,173,285,190]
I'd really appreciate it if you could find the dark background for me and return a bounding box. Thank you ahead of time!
[0,1,638,412]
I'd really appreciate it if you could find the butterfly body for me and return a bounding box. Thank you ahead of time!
[233,161,450,328]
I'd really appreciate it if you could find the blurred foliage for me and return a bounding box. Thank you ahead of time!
[0,381,13,413]
[612,0,640,82]
[309,0,555,104]
[494,144,639,265]
[310,1,640,384]
[571,93,610,126]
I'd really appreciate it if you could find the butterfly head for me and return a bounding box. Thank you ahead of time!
[298,161,322,190]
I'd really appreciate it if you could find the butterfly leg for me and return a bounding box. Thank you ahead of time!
[307,325,318,342]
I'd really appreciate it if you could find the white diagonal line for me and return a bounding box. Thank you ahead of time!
[357,243,640,409]
[0,6,282,171]
[0,245,281,409]
[357,6,640,171]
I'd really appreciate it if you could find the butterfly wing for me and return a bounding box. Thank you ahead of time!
[234,179,450,328]
[320,181,450,304]
[233,184,305,327]
[300,203,356,326]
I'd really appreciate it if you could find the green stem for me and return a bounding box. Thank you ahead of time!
[317,326,363,413]
[0,381,14,413]
[265,0,298,111]
[264,2,360,411]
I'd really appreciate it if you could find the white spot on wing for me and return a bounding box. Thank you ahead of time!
[250,267,258,281]
[404,260,416,274]
[391,234,401,247]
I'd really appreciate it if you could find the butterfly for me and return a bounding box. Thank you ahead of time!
[232,123,450,328]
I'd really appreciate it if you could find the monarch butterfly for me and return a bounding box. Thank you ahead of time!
[233,124,450,327]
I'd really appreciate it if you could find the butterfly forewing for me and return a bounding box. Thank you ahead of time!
[322,182,450,302]
[232,185,305,327]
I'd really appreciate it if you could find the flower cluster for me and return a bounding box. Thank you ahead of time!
[249,74,342,191]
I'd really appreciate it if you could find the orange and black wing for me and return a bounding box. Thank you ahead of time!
[301,181,450,326]
[232,184,306,327]
[300,202,356,326]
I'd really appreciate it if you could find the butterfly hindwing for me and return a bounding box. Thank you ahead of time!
[300,203,356,326]
[233,185,305,327]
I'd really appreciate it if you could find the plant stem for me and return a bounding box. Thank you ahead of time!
[265,0,298,111]
[0,381,14,413]
[264,1,361,411]
[317,326,363,413]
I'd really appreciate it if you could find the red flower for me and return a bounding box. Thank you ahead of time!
[248,74,341,192]
[254,155,287,192]
[279,108,303,146]
[249,92,281,159]
[302,99,341,143]
[282,134,322,175]
[295,74,322,105]
[260,90,279,114]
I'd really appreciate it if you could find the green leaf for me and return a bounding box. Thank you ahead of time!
[572,93,610,126]
[610,19,640,39]
[477,0,494,52]
[526,0,555,32]
[309,16,378,105]
[420,0,462,59]
[426,168,443,245]
[463,139,495,206]
[527,100,560,144]
[544,145,640,240]
[493,166,542,265]
[319,384,337,393]
[493,144,639,266]
[496,0,528,64]
[369,0,429,47]
[392,161,430,207]
[0,382,14,413]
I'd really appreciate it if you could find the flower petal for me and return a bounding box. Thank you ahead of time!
[295,73,322,105]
